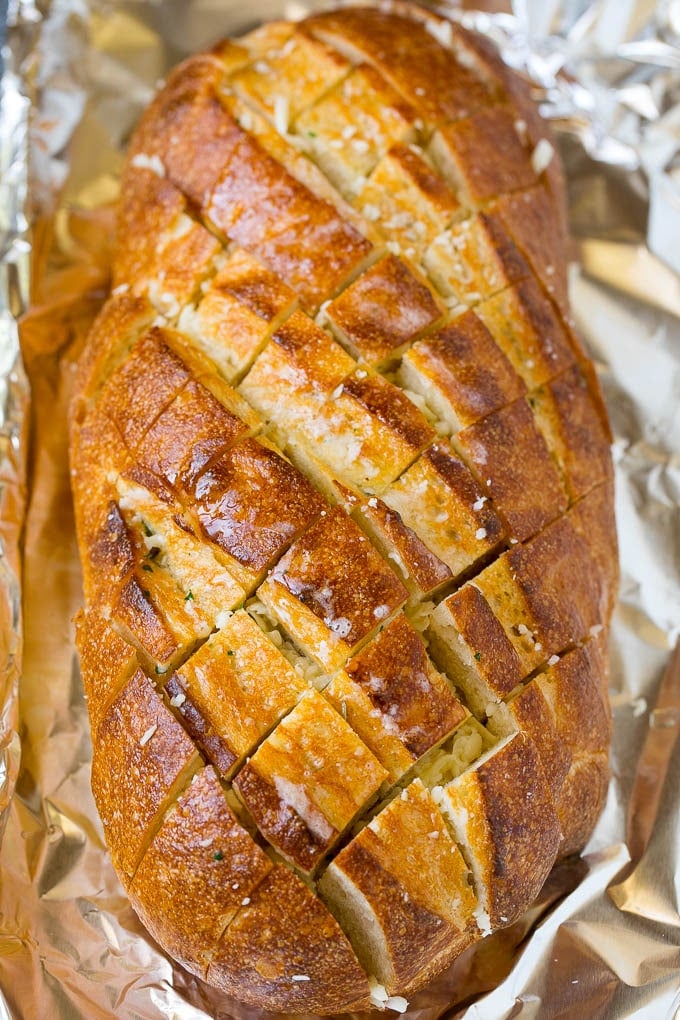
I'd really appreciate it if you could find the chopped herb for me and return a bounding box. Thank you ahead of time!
[307,130,317,137]
[154,665,164,675]
[142,564,153,573]
[145,546,159,561]
[213,850,224,861]
[226,649,235,656]
[142,588,151,598]
[184,590,194,601]
[142,522,153,537]
[474,651,482,661]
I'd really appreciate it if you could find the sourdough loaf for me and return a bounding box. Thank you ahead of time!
[69,3,618,1012]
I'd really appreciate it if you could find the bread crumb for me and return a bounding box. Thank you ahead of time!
[475,528,487,540]
[169,691,186,708]
[273,95,289,135]
[139,724,157,747]
[473,901,492,936]
[425,17,452,48]
[386,995,409,1013]
[631,696,647,717]
[531,138,554,175]
[131,152,166,177]
[368,977,389,1007]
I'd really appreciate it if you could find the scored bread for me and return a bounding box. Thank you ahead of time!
[69,2,618,1012]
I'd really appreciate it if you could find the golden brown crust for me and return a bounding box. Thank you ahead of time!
[320,779,478,991]
[492,185,571,317]
[164,611,306,778]
[134,378,256,494]
[384,439,506,578]
[306,7,498,124]
[454,397,568,543]
[487,680,572,801]
[555,752,610,857]
[338,614,469,774]
[114,167,220,307]
[208,866,372,1013]
[91,670,201,879]
[351,492,454,599]
[401,309,526,431]
[437,732,562,928]
[75,608,139,739]
[475,275,577,388]
[70,4,617,1010]
[258,506,408,669]
[424,211,530,306]
[129,766,273,974]
[429,583,526,715]
[430,107,537,207]
[233,692,387,874]
[326,253,444,365]
[187,438,327,591]
[357,141,461,259]
[72,293,156,415]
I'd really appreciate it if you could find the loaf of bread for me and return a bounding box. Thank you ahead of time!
[69,3,618,1011]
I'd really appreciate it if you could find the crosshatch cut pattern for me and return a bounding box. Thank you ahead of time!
[69,3,618,1013]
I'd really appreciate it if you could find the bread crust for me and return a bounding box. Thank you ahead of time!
[70,4,617,1010]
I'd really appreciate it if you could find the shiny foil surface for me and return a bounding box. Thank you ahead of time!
[1,1,679,1017]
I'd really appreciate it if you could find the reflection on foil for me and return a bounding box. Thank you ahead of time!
[0,0,30,851]
[0,1,679,1018]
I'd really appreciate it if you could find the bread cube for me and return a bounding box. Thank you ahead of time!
[383,440,506,579]
[319,779,477,992]
[91,669,201,878]
[257,506,407,671]
[400,310,525,433]
[164,610,306,778]
[325,614,468,780]
[233,691,387,872]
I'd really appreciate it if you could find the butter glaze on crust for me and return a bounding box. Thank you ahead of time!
[70,4,617,1011]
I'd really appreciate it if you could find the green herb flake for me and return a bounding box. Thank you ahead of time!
[226,649,235,656]
[474,652,482,661]
[142,588,151,598]
[142,564,153,573]
[142,522,153,537]
[184,590,194,601]
[213,850,224,861]
[307,130,317,138]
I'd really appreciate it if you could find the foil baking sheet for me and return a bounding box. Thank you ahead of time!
[1,1,680,1017]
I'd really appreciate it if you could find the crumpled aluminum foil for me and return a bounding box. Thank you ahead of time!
[1,1,679,1018]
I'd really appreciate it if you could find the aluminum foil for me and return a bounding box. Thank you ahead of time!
[1,1,680,1017]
